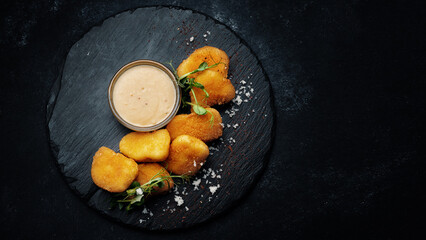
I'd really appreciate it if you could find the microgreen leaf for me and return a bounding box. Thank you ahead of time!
[192,105,207,115]
[192,82,204,89]
[130,195,143,205]
[198,62,209,70]
[207,109,215,127]
[202,89,209,98]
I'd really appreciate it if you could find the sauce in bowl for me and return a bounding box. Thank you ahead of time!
[108,60,181,131]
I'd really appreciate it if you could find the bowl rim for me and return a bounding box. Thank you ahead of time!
[108,59,181,132]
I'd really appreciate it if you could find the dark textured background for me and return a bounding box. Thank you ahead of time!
[1,0,425,239]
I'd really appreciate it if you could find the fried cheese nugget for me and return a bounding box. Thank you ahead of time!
[136,163,174,195]
[91,147,138,193]
[119,129,170,162]
[190,70,236,107]
[164,135,209,175]
[166,108,223,142]
[177,46,229,79]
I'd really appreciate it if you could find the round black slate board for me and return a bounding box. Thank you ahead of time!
[47,6,274,230]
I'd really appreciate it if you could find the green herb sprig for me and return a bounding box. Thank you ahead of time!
[167,61,220,125]
[110,169,190,211]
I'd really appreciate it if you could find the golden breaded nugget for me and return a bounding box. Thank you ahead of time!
[91,147,138,193]
[190,70,235,107]
[177,46,229,79]
[166,108,223,142]
[119,129,170,162]
[164,135,209,175]
[136,163,174,195]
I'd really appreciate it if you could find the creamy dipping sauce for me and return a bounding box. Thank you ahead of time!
[112,65,176,127]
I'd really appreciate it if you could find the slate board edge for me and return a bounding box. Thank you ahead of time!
[46,5,276,231]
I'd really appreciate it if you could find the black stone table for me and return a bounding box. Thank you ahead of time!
[47,6,273,230]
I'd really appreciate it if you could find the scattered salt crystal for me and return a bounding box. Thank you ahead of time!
[209,185,220,194]
[245,92,251,97]
[203,34,207,37]
[240,80,246,84]
[192,179,201,190]
[225,108,236,118]
[189,36,194,42]
[233,95,243,106]
[207,31,211,35]
[139,219,146,223]
[136,188,143,196]
[193,160,197,167]
[227,124,231,128]
[185,206,189,211]
[142,208,148,214]
[232,123,239,129]
[174,195,184,206]
[209,146,219,151]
